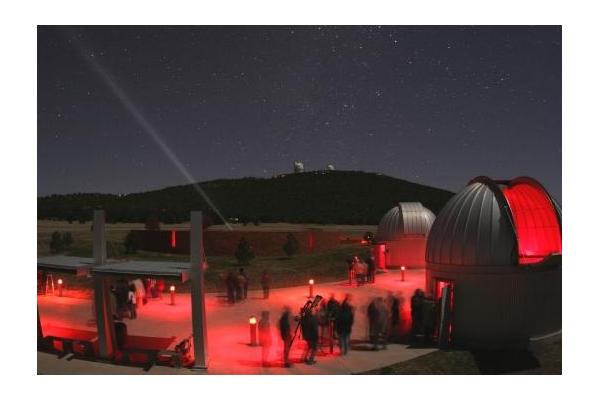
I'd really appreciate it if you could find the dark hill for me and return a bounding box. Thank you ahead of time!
[37,171,455,225]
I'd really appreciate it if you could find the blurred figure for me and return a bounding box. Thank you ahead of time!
[225,271,236,304]
[258,311,272,367]
[411,289,425,342]
[326,293,340,352]
[300,307,318,364]
[376,297,388,349]
[128,284,137,320]
[239,268,249,300]
[422,294,436,345]
[366,255,375,283]
[367,297,380,350]
[388,291,403,343]
[235,270,246,302]
[317,300,329,351]
[261,270,271,299]
[278,306,292,367]
[346,256,354,285]
[336,295,354,355]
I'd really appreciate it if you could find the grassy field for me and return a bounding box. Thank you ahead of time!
[363,340,561,375]
[38,220,371,294]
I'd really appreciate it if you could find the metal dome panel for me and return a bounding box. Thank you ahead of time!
[426,182,518,266]
[375,202,435,241]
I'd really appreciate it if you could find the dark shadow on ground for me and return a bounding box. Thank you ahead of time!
[470,349,540,374]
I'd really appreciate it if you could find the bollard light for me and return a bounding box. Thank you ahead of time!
[169,285,176,305]
[249,316,258,346]
[401,266,406,282]
[308,279,314,298]
[57,279,63,297]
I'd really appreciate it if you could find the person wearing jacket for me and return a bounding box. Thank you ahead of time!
[336,295,355,355]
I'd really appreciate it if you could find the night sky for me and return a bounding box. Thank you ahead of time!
[38,26,561,201]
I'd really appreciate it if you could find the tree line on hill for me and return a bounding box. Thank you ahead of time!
[37,170,454,225]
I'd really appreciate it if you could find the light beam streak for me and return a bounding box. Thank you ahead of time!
[68,32,232,230]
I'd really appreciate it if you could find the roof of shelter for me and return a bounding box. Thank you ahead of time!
[38,256,191,281]
[91,260,191,281]
[37,256,97,275]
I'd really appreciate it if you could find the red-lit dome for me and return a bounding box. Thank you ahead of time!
[426,176,561,266]
[502,178,562,264]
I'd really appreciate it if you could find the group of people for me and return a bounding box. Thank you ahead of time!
[267,294,356,367]
[224,268,249,303]
[346,255,376,285]
[224,269,272,304]
[367,292,404,350]
[109,277,166,320]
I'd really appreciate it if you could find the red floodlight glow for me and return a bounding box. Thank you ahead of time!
[503,182,561,265]
[249,316,257,325]
[170,285,175,292]
[308,279,314,285]
[57,279,63,285]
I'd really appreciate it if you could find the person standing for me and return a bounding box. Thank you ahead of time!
[128,284,137,320]
[388,292,402,343]
[376,297,388,349]
[225,271,236,304]
[336,295,354,355]
[301,308,318,365]
[278,306,292,367]
[366,255,376,283]
[239,267,249,300]
[261,270,271,299]
[367,298,380,350]
[258,311,272,367]
[410,289,425,342]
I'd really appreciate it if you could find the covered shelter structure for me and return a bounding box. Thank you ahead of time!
[373,202,435,269]
[425,176,562,348]
[37,210,209,370]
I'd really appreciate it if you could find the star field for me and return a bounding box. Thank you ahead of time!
[37,26,561,200]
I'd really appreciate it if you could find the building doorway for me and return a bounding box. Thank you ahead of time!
[435,279,454,347]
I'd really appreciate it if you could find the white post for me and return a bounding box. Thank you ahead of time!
[190,211,209,369]
[92,210,116,359]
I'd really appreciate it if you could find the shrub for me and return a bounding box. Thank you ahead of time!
[62,232,74,248]
[145,215,161,230]
[124,231,141,254]
[49,231,64,254]
[283,233,300,258]
[235,237,255,265]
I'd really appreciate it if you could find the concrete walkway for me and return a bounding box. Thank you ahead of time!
[38,269,435,374]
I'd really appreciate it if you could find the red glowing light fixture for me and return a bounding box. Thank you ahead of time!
[57,279,63,285]
[170,230,177,248]
[400,266,406,271]
[249,316,257,325]
[169,285,175,292]
[308,279,314,285]
[502,181,561,265]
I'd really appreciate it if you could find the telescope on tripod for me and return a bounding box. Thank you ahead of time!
[289,294,323,348]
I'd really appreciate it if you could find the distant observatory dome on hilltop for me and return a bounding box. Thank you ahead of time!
[293,161,304,173]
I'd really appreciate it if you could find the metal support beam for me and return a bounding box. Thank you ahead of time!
[93,210,106,266]
[93,275,117,358]
[190,211,208,369]
[92,210,116,359]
